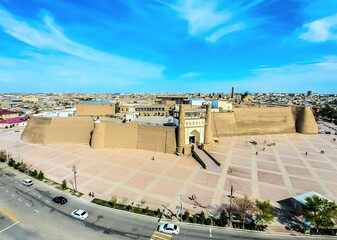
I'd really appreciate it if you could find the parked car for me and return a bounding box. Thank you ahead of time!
[71,209,88,220]
[157,223,180,235]
[52,196,68,205]
[22,178,33,186]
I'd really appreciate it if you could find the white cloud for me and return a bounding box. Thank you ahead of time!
[205,22,245,43]
[237,56,337,93]
[0,5,165,87]
[170,0,264,43]
[179,72,202,78]
[300,13,337,42]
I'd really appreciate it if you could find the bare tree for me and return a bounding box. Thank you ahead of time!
[232,195,257,228]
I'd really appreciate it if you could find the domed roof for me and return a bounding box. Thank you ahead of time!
[245,91,251,95]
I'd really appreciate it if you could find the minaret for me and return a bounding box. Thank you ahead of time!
[204,103,212,145]
[231,87,235,98]
[177,104,186,154]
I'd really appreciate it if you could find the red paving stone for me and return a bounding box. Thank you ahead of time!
[284,165,313,178]
[257,161,280,173]
[150,179,183,197]
[259,184,290,202]
[258,171,285,186]
[126,172,156,190]
[165,166,194,181]
[193,172,220,188]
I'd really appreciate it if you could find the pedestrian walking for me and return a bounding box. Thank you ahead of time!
[89,192,92,197]
[305,152,308,155]
[92,192,95,197]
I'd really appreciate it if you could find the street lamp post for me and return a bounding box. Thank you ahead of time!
[227,180,235,227]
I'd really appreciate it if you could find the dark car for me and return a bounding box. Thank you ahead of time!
[52,196,68,205]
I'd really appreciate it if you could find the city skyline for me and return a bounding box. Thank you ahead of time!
[0,0,337,93]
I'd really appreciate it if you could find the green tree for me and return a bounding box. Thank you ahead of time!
[304,194,337,233]
[62,179,67,190]
[111,196,118,207]
[37,170,44,180]
[255,200,275,225]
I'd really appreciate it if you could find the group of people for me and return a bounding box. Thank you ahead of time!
[88,191,95,197]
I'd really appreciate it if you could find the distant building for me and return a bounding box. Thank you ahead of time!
[0,109,19,119]
[211,100,232,111]
[156,95,189,106]
[76,101,115,116]
[307,90,313,96]
[33,108,76,118]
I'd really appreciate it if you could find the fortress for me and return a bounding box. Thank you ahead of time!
[21,106,318,154]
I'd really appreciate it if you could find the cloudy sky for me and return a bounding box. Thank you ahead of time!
[0,0,337,93]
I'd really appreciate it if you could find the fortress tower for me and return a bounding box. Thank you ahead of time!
[177,104,186,154]
[204,104,213,148]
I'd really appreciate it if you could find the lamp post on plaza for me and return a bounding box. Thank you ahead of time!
[227,178,235,227]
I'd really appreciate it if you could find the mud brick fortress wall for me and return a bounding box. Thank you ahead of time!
[21,106,317,153]
[91,123,176,153]
[76,103,115,116]
[21,117,94,144]
[212,106,318,136]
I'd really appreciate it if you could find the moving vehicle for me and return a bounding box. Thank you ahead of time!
[22,178,33,186]
[157,223,180,235]
[52,196,68,205]
[71,209,88,220]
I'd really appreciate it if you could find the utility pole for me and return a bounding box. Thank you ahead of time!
[228,180,235,227]
[178,194,183,221]
[5,140,9,164]
[72,164,78,193]
[16,140,22,163]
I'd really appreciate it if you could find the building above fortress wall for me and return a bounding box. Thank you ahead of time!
[21,117,94,144]
[76,102,115,116]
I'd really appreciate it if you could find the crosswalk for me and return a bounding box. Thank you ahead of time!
[150,221,173,240]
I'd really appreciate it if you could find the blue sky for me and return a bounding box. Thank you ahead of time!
[0,0,337,93]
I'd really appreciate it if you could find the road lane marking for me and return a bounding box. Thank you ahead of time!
[5,189,8,192]
[14,181,17,183]
[45,200,49,203]
[150,231,172,240]
[0,186,3,188]
[18,199,22,201]
[25,203,30,207]
[34,210,39,213]
[0,207,20,222]
[38,195,41,198]
[0,221,20,233]
[210,228,212,239]
[11,194,15,197]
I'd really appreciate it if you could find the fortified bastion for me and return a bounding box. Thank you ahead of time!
[21,106,318,153]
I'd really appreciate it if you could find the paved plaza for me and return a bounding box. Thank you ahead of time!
[1,129,337,222]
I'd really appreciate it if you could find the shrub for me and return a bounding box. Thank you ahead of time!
[62,179,67,190]
[147,211,155,217]
[182,210,190,221]
[31,169,38,177]
[127,205,132,211]
[190,217,197,223]
[8,159,15,167]
[37,170,44,180]
[111,196,118,207]
[204,218,212,225]
[154,208,161,216]
[133,207,140,213]
[142,206,149,214]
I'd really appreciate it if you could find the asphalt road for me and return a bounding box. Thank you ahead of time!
[0,164,334,240]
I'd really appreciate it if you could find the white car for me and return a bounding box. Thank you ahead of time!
[157,223,180,235]
[71,209,88,220]
[22,178,33,186]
